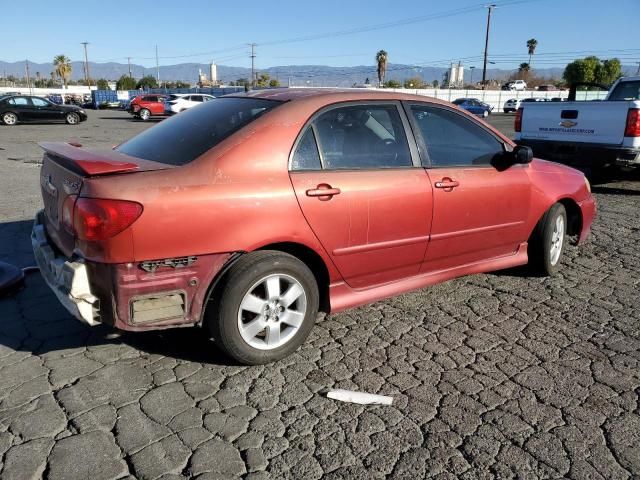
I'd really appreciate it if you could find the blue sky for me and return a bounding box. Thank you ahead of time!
[3,0,639,70]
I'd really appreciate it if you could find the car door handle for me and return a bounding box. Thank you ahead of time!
[434,179,460,189]
[306,185,341,198]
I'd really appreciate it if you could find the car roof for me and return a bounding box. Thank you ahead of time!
[226,87,458,107]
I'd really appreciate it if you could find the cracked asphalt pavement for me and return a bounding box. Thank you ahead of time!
[1,111,639,479]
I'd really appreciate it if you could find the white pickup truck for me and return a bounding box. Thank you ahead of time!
[514,76,640,174]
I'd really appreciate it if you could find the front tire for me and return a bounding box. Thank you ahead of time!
[528,203,567,276]
[482,110,489,118]
[207,251,319,365]
[65,112,80,125]
[2,112,18,125]
[139,108,151,121]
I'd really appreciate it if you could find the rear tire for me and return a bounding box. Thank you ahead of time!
[65,112,80,125]
[2,112,17,125]
[528,203,567,276]
[207,251,319,365]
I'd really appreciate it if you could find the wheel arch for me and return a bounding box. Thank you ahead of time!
[530,197,582,244]
[200,241,332,328]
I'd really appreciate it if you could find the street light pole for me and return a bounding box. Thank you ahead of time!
[81,42,91,87]
[481,4,496,90]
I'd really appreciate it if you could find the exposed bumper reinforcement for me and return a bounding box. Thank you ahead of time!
[31,211,100,326]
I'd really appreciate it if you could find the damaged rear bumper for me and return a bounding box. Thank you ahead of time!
[31,210,234,331]
[31,210,100,325]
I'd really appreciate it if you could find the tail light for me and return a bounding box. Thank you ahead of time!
[73,198,143,241]
[624,108,640,137]
[515,108,523,132]
[61,195,77,233]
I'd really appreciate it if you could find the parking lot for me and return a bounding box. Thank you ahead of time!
[0,110,639,479]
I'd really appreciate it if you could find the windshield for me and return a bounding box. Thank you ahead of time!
[608,80,640,101]
[116,97,281,166]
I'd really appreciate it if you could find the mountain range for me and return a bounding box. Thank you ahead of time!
[1,60,637,87]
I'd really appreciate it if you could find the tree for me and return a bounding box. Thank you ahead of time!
[563,56,622,87]
[116,75,137,90]
[136,75,158,90]
[175,81,190,88]
[403,76,424,89]
[518,63,531,81]
[376,50,388,86]
[432,80,439,88]
[383,79,401,88]
[53,55,72,88]
[96,78,109,90]
[526,38,538,66]
[269,79,280,87]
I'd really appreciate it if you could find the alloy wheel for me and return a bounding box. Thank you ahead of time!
[237,273,307,350]
[549,215,564,266]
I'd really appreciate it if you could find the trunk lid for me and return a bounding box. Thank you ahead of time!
[39,142,172,256]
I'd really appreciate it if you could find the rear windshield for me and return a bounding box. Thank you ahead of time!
[116,97,281,165]
[608,80,640,101]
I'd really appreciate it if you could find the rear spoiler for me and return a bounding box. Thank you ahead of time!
[40,142,140,176]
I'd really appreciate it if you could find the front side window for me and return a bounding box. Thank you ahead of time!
[8,97,29,106]
[410,105,503,167]
[312,104,412,169]
[116,97,281,166]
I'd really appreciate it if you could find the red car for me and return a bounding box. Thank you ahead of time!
[32,89,596,364]
[128,94,167,121]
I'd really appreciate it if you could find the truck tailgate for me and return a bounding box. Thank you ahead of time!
[519,101,630,145]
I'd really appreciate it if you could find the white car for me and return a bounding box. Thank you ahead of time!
[164,94,215,114]
[503,98,522,112]
[502,80,527,91]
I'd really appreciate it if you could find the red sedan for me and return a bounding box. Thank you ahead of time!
[128,94,167,121]
[32,89,596,364]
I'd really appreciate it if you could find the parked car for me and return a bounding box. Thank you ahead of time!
[521,98,551,103]
[452,98,493,117]
[503,98,522,113]
[165,94,215,114]
[537,85,558,92]
[32,89,595,364]
[129,94,168,121]
[0,95,87,125]
[515,76,640,175]
[502,80,527,91]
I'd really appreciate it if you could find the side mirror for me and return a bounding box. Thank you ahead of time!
[513,145,533,164]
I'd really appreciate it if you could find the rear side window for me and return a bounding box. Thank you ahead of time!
[608,80,640,101]
[410,105,503,167]
[312,104,412,169]
[8,97,29,105]
[291,128,322,170]
[116,97,281,165]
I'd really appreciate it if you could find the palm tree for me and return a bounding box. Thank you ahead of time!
[526,38,538,67]
[376,50,388,87]
[53,55,72,88]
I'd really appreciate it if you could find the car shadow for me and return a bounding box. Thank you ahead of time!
[591,185,640,196]
[0,219,238,366]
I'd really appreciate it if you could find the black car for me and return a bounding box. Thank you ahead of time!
[0,95,87,126]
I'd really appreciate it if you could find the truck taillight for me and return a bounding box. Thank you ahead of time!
[74,198,143,241]
[61,195,77,234]
[624,108,640,137]
[514,108,523,132]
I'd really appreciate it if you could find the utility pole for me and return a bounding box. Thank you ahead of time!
[155,45,160,87]
[249,43,256,87]
[127,57,132,78]
[81,42,91,87]
[636,62,640,75]
[25,60,32,94]
[481,4,496,90]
